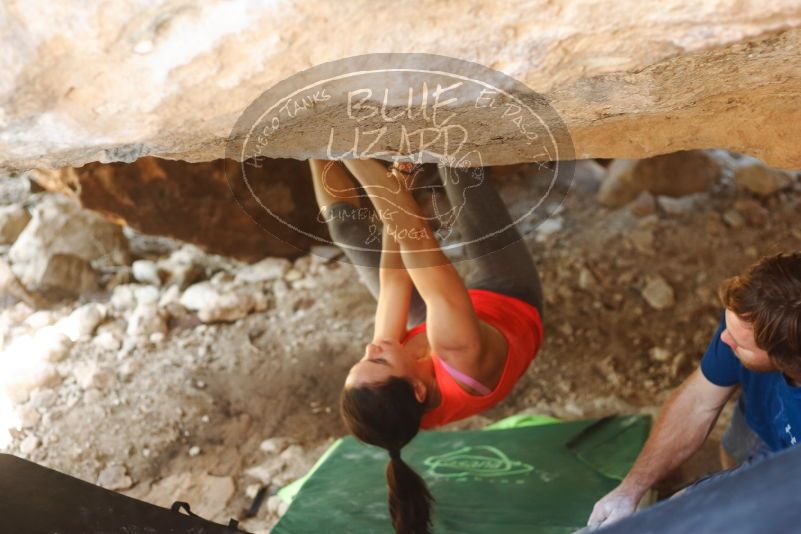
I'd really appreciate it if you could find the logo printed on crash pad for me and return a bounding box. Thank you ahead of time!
[424,446,534,479]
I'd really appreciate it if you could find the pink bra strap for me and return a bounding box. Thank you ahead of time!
[437,358,492,395]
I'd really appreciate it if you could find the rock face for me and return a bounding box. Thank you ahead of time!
[0,1,800,171]
[34,157,327,261]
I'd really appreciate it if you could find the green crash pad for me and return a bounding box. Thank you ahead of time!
[273,415,650,534]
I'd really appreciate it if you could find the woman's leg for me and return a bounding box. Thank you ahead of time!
[310,160,426,327]
[437,165,544,314]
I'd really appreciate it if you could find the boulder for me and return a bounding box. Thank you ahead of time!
[8,195,128,295]
[12,253,99,298]
[0,205,31,244]
[733,158,795,196]
[0,258,47,308]
[180,281,269,323]
[598,151,723,208]
[9,195,129,267]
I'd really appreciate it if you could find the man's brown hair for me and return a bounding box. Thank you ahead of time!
[719,252,801,376]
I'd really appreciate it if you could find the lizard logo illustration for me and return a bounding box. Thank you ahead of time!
[319,151,486,241]
[424,445,534,479]
[226,53,575,262]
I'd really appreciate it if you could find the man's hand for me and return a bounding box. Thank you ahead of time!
[586,369,735,530]
[587,486,640,529]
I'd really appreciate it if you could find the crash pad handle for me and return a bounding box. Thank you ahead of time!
[171,501,243,531]
[170,501,199,517]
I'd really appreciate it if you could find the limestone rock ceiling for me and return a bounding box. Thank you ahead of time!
[1,0,800,171]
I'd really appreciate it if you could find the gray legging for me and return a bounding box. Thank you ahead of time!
[324,165,543,329]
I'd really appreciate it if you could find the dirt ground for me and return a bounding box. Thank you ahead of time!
[1,158,800,532]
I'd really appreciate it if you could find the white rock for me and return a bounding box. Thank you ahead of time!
[110,284,138,310]
[134,285,161,306]
[9,195,128,292]
[722,209,746,228]
[83,388,103,403]
[733,158,794,196]
[577,267,598,292]
[641,276,676,310]
[23,310,57,330]
[649,346,672,362]
[118,358,144,380]
[126,303,167,337]
[158,285,182,307]
[188,445,201,457]
[235,258,291,284]
[179,282,219,311]
[11,252,98,297]
[245,460,285,484]
[16,404,40,429]
[32,326,74,362]
[57,303,107,341]
[0,205,31,245]
[149,332,165,344]
[245,483,262,500]
[180,282,267,323]
[93,331,122,351]
[158,245,209,289]
[535,218,563,242]
[1,360,60,404]
[657,194,703,216]
[267,495,289,517]
[19,434,40,454]
[73,361,115,391]
[132,259,163,286]
[259,437,294,455]
[97,464,133,491]
[283,269,303,282]
[28,388,57,409]
[279,444,305,464]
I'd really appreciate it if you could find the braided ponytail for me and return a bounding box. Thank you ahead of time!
[341,377,435,533]
[387,449,434,533]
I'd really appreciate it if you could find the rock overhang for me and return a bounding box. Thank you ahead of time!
[0,0,800,171]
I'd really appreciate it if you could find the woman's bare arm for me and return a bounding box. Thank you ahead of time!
[372,223,414,343]
[342,159,483,365]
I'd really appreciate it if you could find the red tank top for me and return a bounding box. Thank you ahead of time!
[401,289,544,429]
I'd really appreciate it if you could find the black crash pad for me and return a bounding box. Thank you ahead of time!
[0,453,244,533]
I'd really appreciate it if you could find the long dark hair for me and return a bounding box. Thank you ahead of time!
[340,377,434,534]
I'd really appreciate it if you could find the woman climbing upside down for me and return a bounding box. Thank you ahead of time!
[309,158,545,534]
